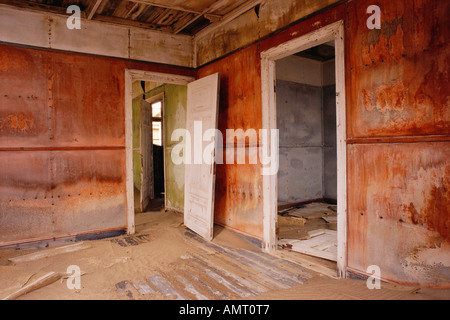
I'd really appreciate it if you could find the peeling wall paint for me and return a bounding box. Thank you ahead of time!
[347,0,450,138]
[347,142,450,287]
[163,84,188,213]
[346,0,449,287]
[196,0,448,287]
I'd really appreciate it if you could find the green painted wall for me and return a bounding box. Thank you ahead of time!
[132,83,187,212]
[132,96,142,191]
[163,84,187,212]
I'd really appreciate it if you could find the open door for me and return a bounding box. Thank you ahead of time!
[140,99,154,212]
[184,73,220,241]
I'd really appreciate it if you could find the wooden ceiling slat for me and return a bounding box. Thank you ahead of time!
[94,14,173,32]
[0,0,87,18]
[126,0,221,19]
[86,0,103,20]
[111,0,135,18]
[0,0,261,36]
[125,3,146,20]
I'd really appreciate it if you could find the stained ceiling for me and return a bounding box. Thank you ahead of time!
[0,0,259,35]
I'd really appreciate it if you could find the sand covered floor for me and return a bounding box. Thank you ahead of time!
[0,210,449,301]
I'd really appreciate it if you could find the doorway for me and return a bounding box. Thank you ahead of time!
[276,43,338,262]
[132,83,166,214]
[125,70,195,235]
[260,21,347,277]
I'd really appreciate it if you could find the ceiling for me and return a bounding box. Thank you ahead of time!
[294,43,335,62]
[0,0,258,36]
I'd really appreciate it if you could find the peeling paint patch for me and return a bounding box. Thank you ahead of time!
[348,142,450,286]
[348,0,450,138]
[401,242,450,287]
[0,113,35,132]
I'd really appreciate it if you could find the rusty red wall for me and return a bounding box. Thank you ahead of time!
[0,44,195,246]
[346,0,449,287]
[198,0,449,286]
[198,45,264,239]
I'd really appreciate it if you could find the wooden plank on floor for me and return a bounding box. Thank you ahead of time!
[191,261,253,298]
[238,249,311,283]
[177,276,209,300]
[132,282,155,295]
[148,274,186,300]
[287,243,337,261]
[186,272,228,300]
[190,254,267,296]
[279,229,337,261]
[194,249,286,291]
[2,272,63,300]
[8,242,91,264]
[271,250,338,279]
[227,249,297,288]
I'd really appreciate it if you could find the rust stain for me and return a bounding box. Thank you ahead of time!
[348,141,450,287]
[422,178,450,241]
[199,45,263,239]
[1,113,34,131]
[348,0,450,138]
[0,43,195,246]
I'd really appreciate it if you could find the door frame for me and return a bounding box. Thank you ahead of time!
[125,70,195,235]
[260,20,348,277]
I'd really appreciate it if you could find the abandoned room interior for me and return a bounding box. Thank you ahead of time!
[0,0,448,301]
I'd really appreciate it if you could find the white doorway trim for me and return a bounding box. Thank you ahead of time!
[260,20,347,277]
[124,70,195,235]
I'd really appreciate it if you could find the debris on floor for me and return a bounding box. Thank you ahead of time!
[1,210,447,300]
[279,229,338,262]
[110,234,151,247]
[113,229,312,300]
[8,242,91,264]
[278,201,337,236]
[278,201,337,261]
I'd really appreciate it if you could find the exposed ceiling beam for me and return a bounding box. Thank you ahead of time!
[173,0,232,34]
[195,0,263,39]
[125,3,147,20]
[0,0,86,18]
[127,0,221,19]
[173,14,201,34]
[86,0,103,20]
[94,14,173,33]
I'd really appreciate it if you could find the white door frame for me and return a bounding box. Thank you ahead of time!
[260,20,348,277]
[125,70,195,235]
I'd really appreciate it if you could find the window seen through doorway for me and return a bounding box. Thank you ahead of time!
[151,101,162,146]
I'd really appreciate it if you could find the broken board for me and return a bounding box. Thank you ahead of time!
[279,229,337,262]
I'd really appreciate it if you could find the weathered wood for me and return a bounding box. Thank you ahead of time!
[195,0,263,39]
[270,250,338,279]
[94,14,173,32]
[148,274,185,300]
[184,73,220,241]
[127,0,221,18]
[0,0,87,18]
[8,242,91,264]
[86,0,103,20]
[2,272,63,300]
[279,229,337,262]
